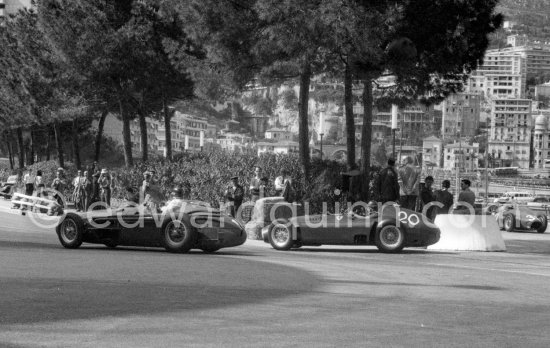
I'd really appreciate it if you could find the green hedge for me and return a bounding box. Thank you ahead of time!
[1,152,381,214]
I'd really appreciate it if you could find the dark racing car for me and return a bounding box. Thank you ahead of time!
[495,203,548,233]
[262,204,440,253]
[55,200,247,253]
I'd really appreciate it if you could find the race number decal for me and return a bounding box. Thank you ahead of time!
[526,215,536,221]
[399,211,420,227]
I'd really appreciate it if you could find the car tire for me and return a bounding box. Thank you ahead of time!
[268,222,293,251]
[163,219,196,253]
[503,214,515,232]
[56,213,84,249]
[375,225,405,253]
[536,214,547,234]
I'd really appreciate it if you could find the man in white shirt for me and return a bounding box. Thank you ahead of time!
[274,169,291,196]
[23,169,35,196]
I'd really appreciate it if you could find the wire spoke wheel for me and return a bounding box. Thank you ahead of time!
[376,225,405,253]
[269,223,293,250]
[165,221,187,246]
[60,219,78,243]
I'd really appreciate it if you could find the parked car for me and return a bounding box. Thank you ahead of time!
[493,191,534,204]
[55,199,247,253]
[495,203,547,233]
[525,196,550,213]
[0,175,18,199]
[262,205,440,253]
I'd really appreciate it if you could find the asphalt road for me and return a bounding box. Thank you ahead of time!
[1,202,550,347]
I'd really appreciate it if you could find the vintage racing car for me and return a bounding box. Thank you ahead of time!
[55,200,247,253]
[495,203,548,233]
[0,175,17,199]
[262,204,440,253]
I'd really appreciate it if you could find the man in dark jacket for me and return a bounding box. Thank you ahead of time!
[434,179,454,215]
[420,176,435,219]
[225,176,244,217]
[375,158,400,204]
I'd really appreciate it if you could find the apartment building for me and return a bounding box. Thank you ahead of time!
[488,98,532,168]
[441,93,481,139]
[466,51,526,99]
[443,142,479,172]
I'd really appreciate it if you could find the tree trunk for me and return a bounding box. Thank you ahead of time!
[361,78,374,201]
[5,133,14,170]
[28,129,35,165]
[163,95,173,162]
[16,128,24,169]
[54,121,65,168]
[46,127,51,161]
[119,100,134,167]
[72,118,81,169]
[298,57,312,181]
[94,110,107,162]
[138,108,148,162]
[344,62,356,169]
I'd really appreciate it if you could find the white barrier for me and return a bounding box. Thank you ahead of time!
[428,214,506,251]
[11,193,59,213]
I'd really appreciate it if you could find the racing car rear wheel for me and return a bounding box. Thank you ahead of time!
[163,219,196,253]
[375,225,405,253]
[57,213,84,249]
[536,214,548,233]
[269,223,293,251]
[503,214,515,232]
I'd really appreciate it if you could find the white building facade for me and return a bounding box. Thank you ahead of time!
[488,98,532,168]
[443,142,479,172]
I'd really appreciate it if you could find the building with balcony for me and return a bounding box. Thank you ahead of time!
[484,45,550,80]
[256,140,299,156]
[265,128,293,141]
[217,132,253,153]
[466,51,526,99]
[422,136,443,168]
[441,93,481,139]
[488,98,532,168]
[533,113,550,169]
[443,142,479,172]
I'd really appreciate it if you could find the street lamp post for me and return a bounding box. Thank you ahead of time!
[320,133,324,160]
[391,105,398,159]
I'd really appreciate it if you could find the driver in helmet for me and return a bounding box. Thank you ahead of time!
[163,183,190,212]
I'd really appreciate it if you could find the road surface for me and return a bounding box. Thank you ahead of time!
[0,201,549,347]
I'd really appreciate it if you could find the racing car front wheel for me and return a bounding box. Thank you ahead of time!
[57,213,84,249]
[375,225,405,253]
[269,223,293,251]
[536,214,548,233]
[163,219,196,253]
[503,214,515,232]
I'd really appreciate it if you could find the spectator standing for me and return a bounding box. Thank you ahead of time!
[419,176,435,219]
[434,179,454,215]
[91,170,101,205]
[274,169,291,196]
[98,169,111,207]
[34,170,44,197]
[23,169,35,196]
[398,156,420,210]
[259,177,270,199]
[249,166,262,202]
[72,170,85,211]
[456,179,476,212]
[83,170,93,211]
[375,158,400,204]
[225,176,244,217]
[51,169,67,206]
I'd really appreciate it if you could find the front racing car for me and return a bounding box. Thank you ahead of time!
[496,203,548,233]
[262,204,440,253]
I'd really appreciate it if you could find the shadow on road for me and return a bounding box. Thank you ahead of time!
[324,279,506,291]
[0,253,320,326]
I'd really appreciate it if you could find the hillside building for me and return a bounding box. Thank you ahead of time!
[466,51,526,99]
[443,142,479,172]
[488,98,532,168]
[422,136,443,168]
[441,93,481,139]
